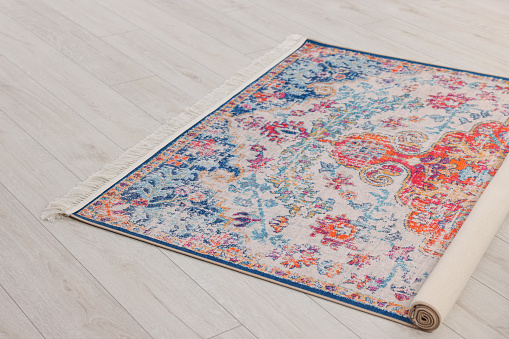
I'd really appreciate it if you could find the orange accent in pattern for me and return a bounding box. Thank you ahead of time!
[330,122,509,256]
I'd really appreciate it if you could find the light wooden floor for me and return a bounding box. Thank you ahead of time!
[0,0,508,338]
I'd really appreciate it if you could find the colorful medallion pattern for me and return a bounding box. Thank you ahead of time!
[75,40,509,324]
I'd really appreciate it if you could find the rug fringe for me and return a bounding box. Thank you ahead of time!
[42,34,307,221]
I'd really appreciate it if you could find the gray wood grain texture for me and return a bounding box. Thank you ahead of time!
[0,182,152,338]
[1,0,508,338]
[0,0,153,86]
[210,326,257,339]
[103,30,225,100]
[39,0,138,37]
[112,76,196,123]
[0,285,43,339]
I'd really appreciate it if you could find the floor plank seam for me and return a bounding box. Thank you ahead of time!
[38,0,143,38]
[0,283,46,339]
[0,187,155,339]
[0,4,154,87]
[157,248,245,335]
[308,295,362,339]
[141,0,278,56]
[206,325,250,339]
[0,52,128,157]
[495,235,508,245]
[0,111,85,186]
[357,1,509,66]
[471,276,509,302]
[108,75,161,88]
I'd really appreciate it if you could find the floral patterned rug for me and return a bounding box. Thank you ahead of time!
[48,37,509,327]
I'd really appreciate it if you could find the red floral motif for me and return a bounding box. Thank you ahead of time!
[167,154,189,166]
[267,244,320,269]
[291,110,306,116]
[309,99,337,114]
[326,173,354,190]
[385,246,414,261]
[381,117,406,129]
[477,91,497,101]
[426,92,474,109]
[253,91,285,102]
[189,139,217,156]
[495,103,509,116]
[495,85,509,94]
[260,121,309,143]
[344,273,385,292]
[310,215,357,250]
[248,144,273,170]
[235,116,265,130]
[189,192,207,202]
[347,253,380,269]
[433,76,466,90]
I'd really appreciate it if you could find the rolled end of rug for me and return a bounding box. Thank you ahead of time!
[409,302,441,331]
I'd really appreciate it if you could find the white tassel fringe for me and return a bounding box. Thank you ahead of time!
[42,34,306,221]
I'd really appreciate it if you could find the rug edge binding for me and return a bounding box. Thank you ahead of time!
[41,34,307,221]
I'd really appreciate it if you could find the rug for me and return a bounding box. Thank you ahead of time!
[44,36,509,331]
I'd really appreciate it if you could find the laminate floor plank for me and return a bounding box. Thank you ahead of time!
[112,76,195,123]
[0,56,121,180]
[224,6,333,44]
[193,0,255,13]
[496,216,509,243]
[163,251,359,339]
[0,112,242,339]
[0,0,153,86]
[103,30,225,100]
[411,0,509,36]
[53,219,240,339]
[210,326,257,339]
[0,183,152,339]
[444,279,509,338]
[252,0,437,64]
[300,0,390,26]
[472,237,509,300]
[459,0,509,23]
[362,18,509,78]
[40,0,139,37]
[97,0,252,78]
[0,285,43,339]
[358,0,509,65]
[143,0,277,54]
[0,13,161,150]
[0,111,85,209]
